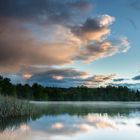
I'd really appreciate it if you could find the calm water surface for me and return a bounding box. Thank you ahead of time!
[1,102,140,140]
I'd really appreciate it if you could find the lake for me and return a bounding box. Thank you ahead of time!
[1,102,140,140]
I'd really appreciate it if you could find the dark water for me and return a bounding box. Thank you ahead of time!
[1,102,140,140]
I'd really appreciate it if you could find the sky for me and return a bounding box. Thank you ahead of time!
[0,0,140,88]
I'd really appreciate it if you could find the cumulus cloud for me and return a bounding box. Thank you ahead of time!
[0,23,82,72]
[0,0,131,88]
[75,37,130,62]
[0,16,130,73]
[72,15,115,41]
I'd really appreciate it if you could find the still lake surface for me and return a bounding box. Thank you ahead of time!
[1,102,140,140]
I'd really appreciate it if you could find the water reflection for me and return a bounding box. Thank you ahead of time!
[0,117,29,132]
[1,102,140,140]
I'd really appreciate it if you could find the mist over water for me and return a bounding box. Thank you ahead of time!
[1,102,140,140]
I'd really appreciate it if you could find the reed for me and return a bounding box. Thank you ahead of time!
[0,95,32,118]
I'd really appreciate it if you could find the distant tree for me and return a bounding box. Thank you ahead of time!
[32,83,48,101]
[0,77,16,97]
[0,75,140,101]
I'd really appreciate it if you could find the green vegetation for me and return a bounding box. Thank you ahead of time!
[0,75,140,101]
[0,95,31,118]
[0,95,48,118]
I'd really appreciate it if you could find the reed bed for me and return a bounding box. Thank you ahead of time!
[0,95,33,118]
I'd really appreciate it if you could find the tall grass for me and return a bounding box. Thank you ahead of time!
[0,95,32,118]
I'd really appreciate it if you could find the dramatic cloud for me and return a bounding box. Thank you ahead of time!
[74,37,130,62]
[0,0,93,25]
[72,15,115,41]
[0,17,130,72]
[0,0,131,87]
[0,24,82,72]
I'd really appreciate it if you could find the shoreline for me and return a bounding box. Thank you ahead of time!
[30,101,140,107]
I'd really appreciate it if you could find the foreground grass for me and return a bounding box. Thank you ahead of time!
[0,95,34,118]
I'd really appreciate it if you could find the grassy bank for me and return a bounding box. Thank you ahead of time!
[0,95,33,118]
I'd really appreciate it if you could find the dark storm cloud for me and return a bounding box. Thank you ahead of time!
[132,75,140,80]
[0,0,93,25]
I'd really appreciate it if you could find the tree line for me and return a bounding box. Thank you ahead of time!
[0,75,140,101]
